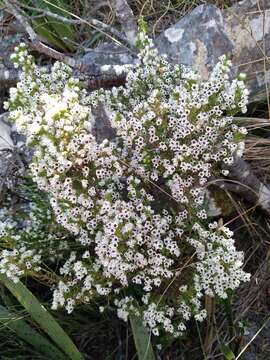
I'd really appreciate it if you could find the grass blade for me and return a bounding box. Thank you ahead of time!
[32,18,69,51]
[0,304,66,360]
[130,314,155,360]
[0,274,83,360]
[221,345,236,360]
[33,0,75,51]
[19,0,75,51]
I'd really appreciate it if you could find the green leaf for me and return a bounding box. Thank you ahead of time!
[130,314,155,360]
[32,0,75,51]
[221,345,236,360]
[19,0,75,51]
[32,18,69,51]
[0,304,66,360]
[138,17,148,33]
[0,275,83,360]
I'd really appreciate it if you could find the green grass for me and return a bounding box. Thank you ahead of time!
[0,275,83,360]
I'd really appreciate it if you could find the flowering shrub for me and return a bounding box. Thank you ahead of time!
[0,27,250,338]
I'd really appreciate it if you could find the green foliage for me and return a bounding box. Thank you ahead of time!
[221,345,236,360]
[130,314,155,360]
[0,304,66,359]
[138,16,148,33]
[21,0,76,51]
[0,275,83,360]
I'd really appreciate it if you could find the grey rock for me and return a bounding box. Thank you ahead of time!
[0,33,23,69]
[0,114,25,196]
[155,0,270,101]
[0,114,13,151]
[0,32,24,112]
[81,43,134,142]
[156,5,234,74]
[81,42,135,67]
[0,114,14,194]
[91,103,116,144]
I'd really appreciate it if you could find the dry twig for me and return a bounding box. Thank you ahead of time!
[223,157,270,211]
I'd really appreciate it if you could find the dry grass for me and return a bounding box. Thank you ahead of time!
[85,0,235,37]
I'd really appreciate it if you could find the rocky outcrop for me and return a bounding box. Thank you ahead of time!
[156,0,270,101]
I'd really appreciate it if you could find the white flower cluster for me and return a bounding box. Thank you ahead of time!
[189,222,250,298]
[1,31,251,338]
[0,181,69,282]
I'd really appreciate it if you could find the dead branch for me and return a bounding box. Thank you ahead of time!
[82,72,127,90]
[219,157,270,212]
[0,62,131,90]
[110,0,138,45]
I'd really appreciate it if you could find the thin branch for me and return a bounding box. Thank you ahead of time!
[222,156,270,211]
[12,0,131,47]
[4,0,79,66]
[82,72,127,90]
[76,62,132,90]
[0,63,131,91]
[110,0,138,45]
[4,1,36,40]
